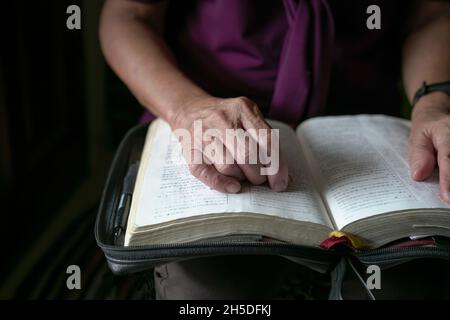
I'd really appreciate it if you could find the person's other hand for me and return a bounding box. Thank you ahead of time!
[169,95,289,193]
[409,92,450,203]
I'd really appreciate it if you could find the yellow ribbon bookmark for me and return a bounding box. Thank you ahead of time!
[328,230,366,249]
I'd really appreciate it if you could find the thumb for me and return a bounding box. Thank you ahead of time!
[409,131,436,181]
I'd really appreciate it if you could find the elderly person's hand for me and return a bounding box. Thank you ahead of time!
[99,0,289,194]
[401,0,450,204]
[170,95,289,193]
[409,92,450,203]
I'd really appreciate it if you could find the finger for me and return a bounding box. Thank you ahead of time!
[189,163,241,193]
[408,131,436,181]
[188,149,241,193]
[239,100,288,191]
[267,150,289,192]
[214,163,246,181]
[433,134,450,203]
[209,108,266,185]
[238,97,272,143]
[256,127,288,192]
[232,128,267,185]
[202,129,246,181]
[235,98,272,185]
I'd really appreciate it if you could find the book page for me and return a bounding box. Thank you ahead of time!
[131,119,331,228]
[297,115,450,230]
[132,120,228,227]
[233,120,331,227]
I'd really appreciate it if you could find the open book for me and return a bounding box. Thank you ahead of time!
[124,115,450,249]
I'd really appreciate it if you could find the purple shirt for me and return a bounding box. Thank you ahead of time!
[137,0,407,125]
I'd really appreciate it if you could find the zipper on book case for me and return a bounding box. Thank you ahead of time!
[100,241,338,262]
[354,246,450,265]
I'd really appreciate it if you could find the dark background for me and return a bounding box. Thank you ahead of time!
[0,0,146,298]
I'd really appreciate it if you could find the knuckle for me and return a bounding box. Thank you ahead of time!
[235,97,264,122]
[234,97,258,115]
[211,109,229,124]
[254,114,269,128]
[235,96,253,107]
[221,100,243,120]
[189,164,208,179]
[231,103,244,117]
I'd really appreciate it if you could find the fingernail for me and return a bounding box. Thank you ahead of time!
[225,182,241,193]
[411,163,424,180]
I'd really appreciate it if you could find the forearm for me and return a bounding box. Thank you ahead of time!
[403,1,450,203]
[99,0,209,124]
[402,1,450,108]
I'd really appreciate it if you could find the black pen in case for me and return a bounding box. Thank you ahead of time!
[114,162,140,242]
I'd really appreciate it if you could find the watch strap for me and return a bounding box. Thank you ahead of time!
[412,81,450,107]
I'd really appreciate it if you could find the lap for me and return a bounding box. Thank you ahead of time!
[154,255,450,300]
[154,255,329,300]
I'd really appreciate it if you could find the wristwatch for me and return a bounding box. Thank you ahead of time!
[412,80,450,107]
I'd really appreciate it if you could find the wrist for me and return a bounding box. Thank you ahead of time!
[412,80,450,108]
[412,91,450,120]
[166,92,214,127]
[415,90,450,107]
